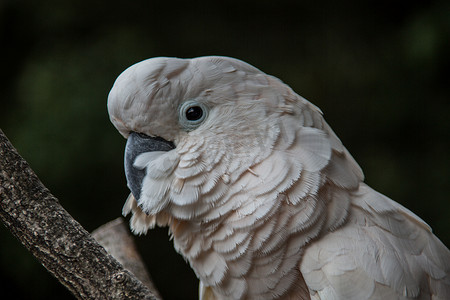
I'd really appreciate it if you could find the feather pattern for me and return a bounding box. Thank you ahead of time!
[107,56,450,299]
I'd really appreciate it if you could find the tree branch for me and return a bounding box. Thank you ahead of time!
[92,218,162,299]
[0,129,160,300]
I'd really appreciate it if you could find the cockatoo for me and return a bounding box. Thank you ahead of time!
[107,56,450,300]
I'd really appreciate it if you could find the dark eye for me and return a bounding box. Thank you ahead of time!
[178,100,209,131]
[186,106,203,121]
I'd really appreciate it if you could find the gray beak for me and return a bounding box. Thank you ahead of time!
[124,132,175,201]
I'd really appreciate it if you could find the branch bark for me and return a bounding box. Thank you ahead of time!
[0,129,160,300]
[92,218,162,299]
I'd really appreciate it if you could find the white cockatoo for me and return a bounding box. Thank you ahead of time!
[107,56,450,300]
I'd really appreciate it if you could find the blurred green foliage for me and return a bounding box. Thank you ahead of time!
[1,0,449,299]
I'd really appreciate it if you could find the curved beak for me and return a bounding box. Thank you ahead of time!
[124,132,175,201]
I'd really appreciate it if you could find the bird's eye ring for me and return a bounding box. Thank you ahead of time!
[178,100,208,131]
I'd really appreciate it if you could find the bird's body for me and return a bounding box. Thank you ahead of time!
[108,56,450,299]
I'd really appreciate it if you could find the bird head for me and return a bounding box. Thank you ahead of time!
[108,57,297,217]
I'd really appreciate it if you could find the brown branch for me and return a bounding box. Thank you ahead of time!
[0,129,159,300]
[92,218,162,299]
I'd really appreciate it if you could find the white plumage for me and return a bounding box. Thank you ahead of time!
[108,56,450,299]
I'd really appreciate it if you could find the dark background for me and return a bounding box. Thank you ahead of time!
[1,1,449,299]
